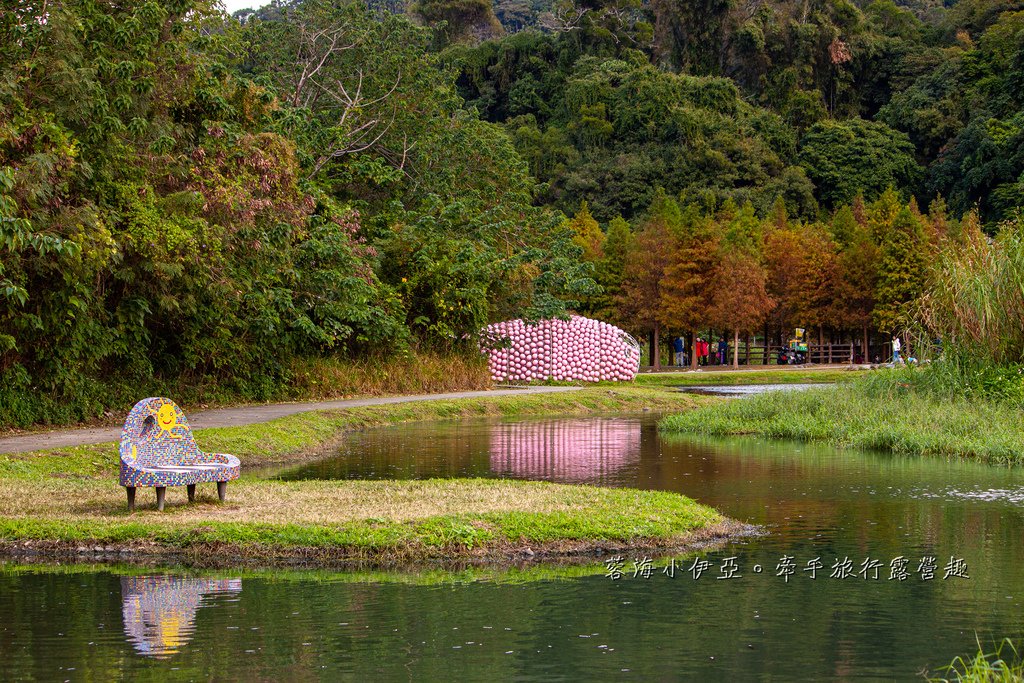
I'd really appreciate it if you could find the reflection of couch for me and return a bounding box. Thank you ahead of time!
[119,397,240,511]
[489,418,641,483]
[121,575,242,659]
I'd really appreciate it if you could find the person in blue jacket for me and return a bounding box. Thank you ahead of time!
[673,336,687,366]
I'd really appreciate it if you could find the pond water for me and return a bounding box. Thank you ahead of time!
[675,382,833,396]
[3,415,1024,680]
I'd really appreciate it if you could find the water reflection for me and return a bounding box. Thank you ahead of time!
[5,416,1024,679]
[488,418,640,482]
[121,575,241,658]
[274,417,643,483]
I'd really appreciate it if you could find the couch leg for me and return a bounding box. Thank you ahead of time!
[217,481,227,502]
[126,487,136,512]
[156,486,166,512]
[187,484,196,502]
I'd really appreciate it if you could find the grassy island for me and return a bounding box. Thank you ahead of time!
[0,479,746,567]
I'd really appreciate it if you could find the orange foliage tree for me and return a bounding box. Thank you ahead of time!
[709,204,774,366]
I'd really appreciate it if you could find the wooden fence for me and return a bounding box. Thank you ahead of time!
[662,341,890,367]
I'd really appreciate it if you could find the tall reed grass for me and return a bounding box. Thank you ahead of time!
[930,638,1024,682]
[918,215,1024,366]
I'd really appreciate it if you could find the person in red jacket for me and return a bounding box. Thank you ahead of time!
[697,337,709,366]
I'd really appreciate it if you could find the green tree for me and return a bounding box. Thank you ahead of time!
[413,0,504,47]
[830,205,859,248]
[867,187,903,244]
[798,118,922,209]
[567,201,604,263]
[593,216,632,322]
[873,206,928,334]
[243,0,450,189]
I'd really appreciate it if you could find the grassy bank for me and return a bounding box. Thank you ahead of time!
[659,370,1024,464]
[0,386,744,566]
[632,367,861,388]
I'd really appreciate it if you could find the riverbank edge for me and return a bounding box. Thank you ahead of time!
[658,380,1024,465]
[0,519,760,570]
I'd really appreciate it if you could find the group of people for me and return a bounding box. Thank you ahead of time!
[891,336,918,365]
[879,335,919,365]
[668,333,914,368]
[672,336,728,367]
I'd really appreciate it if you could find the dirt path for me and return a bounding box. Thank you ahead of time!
[0,386,581,455]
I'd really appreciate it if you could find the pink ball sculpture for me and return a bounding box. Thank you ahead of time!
[480,315,641,383]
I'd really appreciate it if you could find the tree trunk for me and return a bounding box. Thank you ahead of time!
[733,329,739,367]
[763,323,770,364]
[691,330,699,369]
[653,324,661,370]
[862,323,869,363]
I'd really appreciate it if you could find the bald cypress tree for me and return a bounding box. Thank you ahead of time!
[593,216,632,323]
[873,206,927,334]
[568,201,604,263]
[619,211,678,369]
[661,206,718,369]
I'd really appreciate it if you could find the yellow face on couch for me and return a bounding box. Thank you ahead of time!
[156,404,183,439]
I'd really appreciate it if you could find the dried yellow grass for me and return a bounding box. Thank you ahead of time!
[0,478,625,524]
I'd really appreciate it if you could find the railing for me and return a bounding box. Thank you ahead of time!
[660,342,873,367]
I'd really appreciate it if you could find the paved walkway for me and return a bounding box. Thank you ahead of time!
[0,386,581,455]
[638,363,857,374]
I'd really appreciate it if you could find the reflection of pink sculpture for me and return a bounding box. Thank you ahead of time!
[489,419,641,483]
[121,575,242,659]
[481,315,641,383]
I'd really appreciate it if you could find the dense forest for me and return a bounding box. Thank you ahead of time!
[2,0,1023,423]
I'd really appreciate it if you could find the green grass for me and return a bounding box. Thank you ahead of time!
[0,479,739,565]
[632,367,861,387]
[930,638,1024,682]
[0,481,722,546]
[659,377,1024,464]
[0,386,742,565]
[523,367,861,390]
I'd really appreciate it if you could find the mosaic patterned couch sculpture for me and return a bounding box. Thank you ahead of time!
[119,397,240,511]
